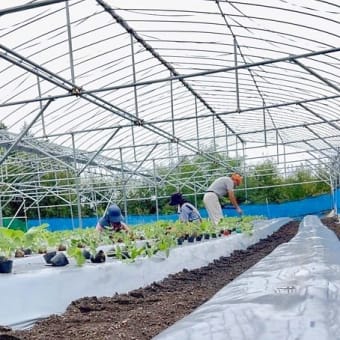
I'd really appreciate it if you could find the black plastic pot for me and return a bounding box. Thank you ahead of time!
[177,237,184,245]
[204,233,210,240]
[91,250,106,263]
[82,249,92,260]
[196,235,203,242]
[188,235,195,243]
[50,252,69,267]
[0,259,13,273]
[211,233,217,238]
[23,248,32,255]
[43,251,57,264]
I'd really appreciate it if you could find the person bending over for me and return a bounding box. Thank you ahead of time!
[96,204,130,233]
[169,192,202,223]
[203,173,243,226]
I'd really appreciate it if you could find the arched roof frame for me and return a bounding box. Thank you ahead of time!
[0,0,339,221]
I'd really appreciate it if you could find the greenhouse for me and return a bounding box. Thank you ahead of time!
[0,0,340,339]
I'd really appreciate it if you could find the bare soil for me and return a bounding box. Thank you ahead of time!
[1,217,339,340]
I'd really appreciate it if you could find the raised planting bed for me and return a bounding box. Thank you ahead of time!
[1,218,300,340]
[155,215,340,339]
[0,218,290,329]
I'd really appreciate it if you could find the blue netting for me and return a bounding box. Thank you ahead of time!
[26,190,335,232]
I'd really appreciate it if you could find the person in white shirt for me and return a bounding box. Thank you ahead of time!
[203,173,243,226]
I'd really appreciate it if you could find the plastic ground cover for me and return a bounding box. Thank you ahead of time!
[154,215,340,340]
[0,218,290,329]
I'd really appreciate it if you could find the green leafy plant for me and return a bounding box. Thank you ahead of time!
[155,234,176,258]
[126,243,146,262]
[23,224,50,253]
[67,246,86,266]
[0,227,25,258]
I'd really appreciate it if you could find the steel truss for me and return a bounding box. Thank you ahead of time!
[0,0,339,227]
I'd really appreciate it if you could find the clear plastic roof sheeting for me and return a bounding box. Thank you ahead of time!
[0,0,339,191]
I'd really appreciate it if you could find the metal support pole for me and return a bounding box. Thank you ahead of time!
[77,128,121,176]
[0,196,2,227]
[170,77,177,161]
[36,163,42,225]
[130,35,138,161]
[153,159,159,221]
[195,98,200,150]
[212,114,217,152]
[0,99,53,166]
[234,36,240,112]
[242,142,248,203]
[124,144,158,185]
[263,102,267,146]
[120,148,128,223]
[276,131,279,164]
[71,133,82,228]
[283,144,287,178]
[65,0,76,84]
[0,0,66,16]
[36,75,47,138]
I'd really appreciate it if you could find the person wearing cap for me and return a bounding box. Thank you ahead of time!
[169,192,202,223]
[203,173,243,225]
[96,204,130,232]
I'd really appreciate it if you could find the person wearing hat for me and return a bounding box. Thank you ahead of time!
[203,173,243,225]
[169,192,202,223]
[96,204,130,232]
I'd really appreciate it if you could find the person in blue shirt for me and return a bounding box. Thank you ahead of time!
[96,204,130,233]
[169,192,202,223]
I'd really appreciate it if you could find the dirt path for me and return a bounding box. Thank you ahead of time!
[1,218,338,340]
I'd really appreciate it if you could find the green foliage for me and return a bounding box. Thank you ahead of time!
[281,166,329,201]
[155,234,176,258]
[244,161,284,203]
[0,216,264,261]
[0,227,21,257]
[23,224,50,252]
[0,148,332,220]
[242,161,330,204]
[198,219,216,234]
[67,246,86,266]
[124,155,330,212]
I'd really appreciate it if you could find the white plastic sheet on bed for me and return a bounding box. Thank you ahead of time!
[0,217,290,329]
[154,215,340,340]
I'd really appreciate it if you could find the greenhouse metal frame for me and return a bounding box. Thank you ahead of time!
[0,0,339,227]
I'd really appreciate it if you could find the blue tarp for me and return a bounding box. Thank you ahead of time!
[26,190,335,232]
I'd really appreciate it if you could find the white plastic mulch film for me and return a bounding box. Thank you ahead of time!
[0,218,289,329]
[154,215,340,340]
